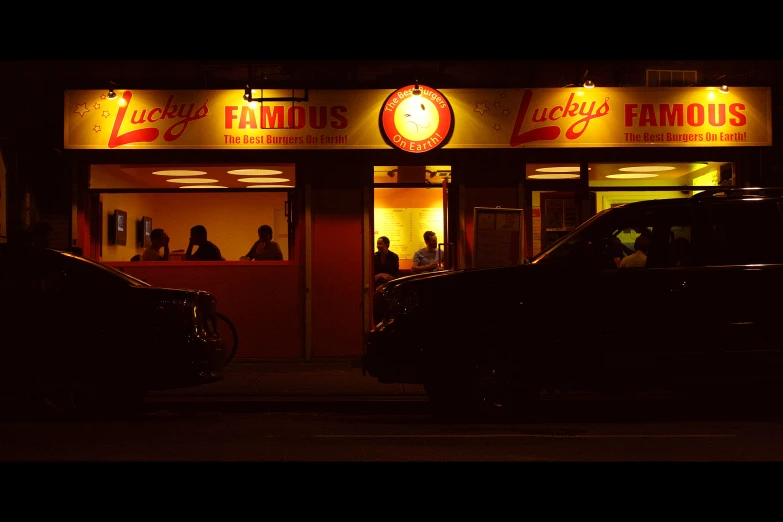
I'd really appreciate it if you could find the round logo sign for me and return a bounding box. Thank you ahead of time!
[379,84,454,153]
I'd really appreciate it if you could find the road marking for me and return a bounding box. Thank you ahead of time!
[316,433,736,439]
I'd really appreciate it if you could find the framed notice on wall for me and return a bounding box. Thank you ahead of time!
[472,207,524,268]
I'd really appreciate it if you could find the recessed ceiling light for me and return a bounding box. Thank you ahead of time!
[152,170,206,176]
[618,166,675,172]
[227,169,284,176]
[606,173,660,179]
[246,185,296,188]
[180,185,228,189]
[534,166,590,173]
[236,177,290,183]
[527,173,580,179]
[166,178,219,183]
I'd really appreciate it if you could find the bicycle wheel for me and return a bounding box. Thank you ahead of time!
[216,312,239,366]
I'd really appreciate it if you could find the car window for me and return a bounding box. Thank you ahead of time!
[532,203,696,269]
[694,200,783,266]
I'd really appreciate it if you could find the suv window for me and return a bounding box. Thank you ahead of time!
[532,203,695,269]
[694,200,783,266]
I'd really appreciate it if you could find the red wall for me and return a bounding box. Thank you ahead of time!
[111,261,304,359]
[310,187,364,358]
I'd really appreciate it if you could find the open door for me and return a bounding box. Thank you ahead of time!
[368,165,452,331]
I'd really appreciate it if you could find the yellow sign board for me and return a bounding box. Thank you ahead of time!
[64,87,771,150]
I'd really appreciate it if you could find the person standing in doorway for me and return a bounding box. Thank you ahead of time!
[373,236,400,289]
[411,230,445,274]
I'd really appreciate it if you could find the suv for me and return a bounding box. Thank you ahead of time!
[362,188,783,416]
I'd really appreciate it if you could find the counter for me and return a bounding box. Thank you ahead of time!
[108,260,305,359]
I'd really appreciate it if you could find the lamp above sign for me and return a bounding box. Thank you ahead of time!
[379,84,454,153]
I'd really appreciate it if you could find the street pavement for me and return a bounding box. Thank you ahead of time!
[147,359,427,401]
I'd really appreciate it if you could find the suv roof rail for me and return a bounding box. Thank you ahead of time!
[691,187,783,199]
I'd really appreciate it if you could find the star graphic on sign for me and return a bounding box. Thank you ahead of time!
[502,108,510,116]
[93,125,101,132]
[93,103,101,110]
[74,103,89,117]
[500,93,506,98]
[102,111,111,118]
[474,102,490,115]
[494,124,502,131]
[100,94,106,100]
[494,101,501,108]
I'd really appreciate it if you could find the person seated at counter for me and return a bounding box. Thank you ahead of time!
[185,225,224,261]
[142,228,170,261]
[240,224,283,261]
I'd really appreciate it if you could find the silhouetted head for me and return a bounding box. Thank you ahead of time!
[190,225,208,245]
[150,228,166,247]
[634,234,650,253]
[258,224,273,242]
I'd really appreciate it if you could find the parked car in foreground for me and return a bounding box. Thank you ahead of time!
[0,243,227,416]
[363,187,783,417]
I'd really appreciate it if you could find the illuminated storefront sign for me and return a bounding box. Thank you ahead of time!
[64,87,771,150]
[379,84,454,153]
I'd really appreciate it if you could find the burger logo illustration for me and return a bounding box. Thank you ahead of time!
[379,83,454,153]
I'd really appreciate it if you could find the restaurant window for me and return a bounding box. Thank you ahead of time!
[373,166,450,274]
[91,163,295,262]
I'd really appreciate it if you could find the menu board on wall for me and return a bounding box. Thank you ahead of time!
[374,207,444,260]
[473,207,524,268]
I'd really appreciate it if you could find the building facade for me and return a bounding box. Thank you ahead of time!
[1,60,780,361]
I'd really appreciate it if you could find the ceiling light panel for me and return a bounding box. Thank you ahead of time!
[152,170,207,176]
[180,185,228,189]
[606,173,660,179]
[236,177,290,183]
[166,178,219,183]
[618,166,674,172]
[227,169,283,176]
[528,173,580,179]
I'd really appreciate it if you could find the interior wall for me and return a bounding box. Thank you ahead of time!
[374,187,443,270]
[100,192,288,262]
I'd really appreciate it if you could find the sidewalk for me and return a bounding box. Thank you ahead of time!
[148,359,426,399]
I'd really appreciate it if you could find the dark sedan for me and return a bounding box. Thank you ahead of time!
[0,243,227,416]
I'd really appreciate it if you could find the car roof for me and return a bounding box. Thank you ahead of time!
[612,187,783,212]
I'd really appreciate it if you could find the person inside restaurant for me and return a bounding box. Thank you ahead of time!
[240,224,283,261]
[185,225,224,261]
